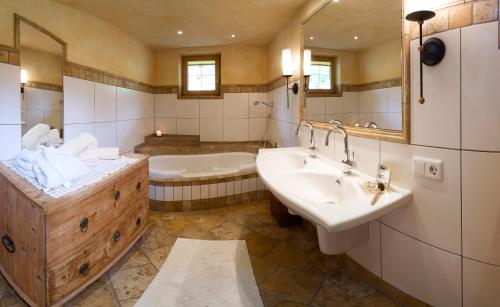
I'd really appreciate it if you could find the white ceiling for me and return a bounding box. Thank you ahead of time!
[304,0,402,51]
[53,0,309,50]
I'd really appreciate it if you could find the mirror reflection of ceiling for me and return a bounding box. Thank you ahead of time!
[53,0,309,49]
[305,0,401,50]
[20,22,62,56]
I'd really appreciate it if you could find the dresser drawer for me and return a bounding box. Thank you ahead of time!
[47,199,149,305]
[112,163,149,219]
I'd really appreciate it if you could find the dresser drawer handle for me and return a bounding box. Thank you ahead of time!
[79,263,90,276]
[80,217,89,233]
[113,231,121,242]
[136,182,142,191]
[136,217,142,227]
[114,190,121,200]
[2,234,15,253]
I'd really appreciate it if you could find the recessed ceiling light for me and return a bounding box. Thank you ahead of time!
[354,36,359,40]
[333,0,340,2]
[177,30,183,35]
[231,34,236,38]
[309,36,314,40]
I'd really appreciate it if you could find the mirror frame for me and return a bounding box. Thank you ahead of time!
[299,0,410,144]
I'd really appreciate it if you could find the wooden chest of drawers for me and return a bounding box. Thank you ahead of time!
[0,154,150,306]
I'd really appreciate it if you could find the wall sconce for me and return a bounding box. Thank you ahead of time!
[20,69,28,99]
[282,49,298,109]
[405,10,446,104]
[303,49,312,94]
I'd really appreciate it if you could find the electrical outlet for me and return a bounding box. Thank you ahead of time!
[413,157,443,181]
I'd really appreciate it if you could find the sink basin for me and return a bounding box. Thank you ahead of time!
[256,147,412,235]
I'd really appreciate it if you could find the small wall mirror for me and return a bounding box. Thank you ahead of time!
[20,19,64,139]
[301,0,409,143]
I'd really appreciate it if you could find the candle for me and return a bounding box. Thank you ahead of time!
[156,130,162,137]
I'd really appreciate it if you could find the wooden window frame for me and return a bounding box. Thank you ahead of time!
[181,54,221,99]
[307,55,336,97]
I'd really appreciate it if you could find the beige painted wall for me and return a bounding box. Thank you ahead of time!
[356,39,402,84]
[0,0,154,83]
[267,0,329,82]
[21,47,63,85]
[153,45,268,86]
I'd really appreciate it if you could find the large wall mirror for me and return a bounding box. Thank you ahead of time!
[301,0,409,143]
[18,17,65,139]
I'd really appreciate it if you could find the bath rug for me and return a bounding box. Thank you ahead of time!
[135,238,263,307]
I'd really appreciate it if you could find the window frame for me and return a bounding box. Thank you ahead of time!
[307,55,336,97]
[181,54,221,99]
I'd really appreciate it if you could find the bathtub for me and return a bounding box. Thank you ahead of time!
[149,152,256,179]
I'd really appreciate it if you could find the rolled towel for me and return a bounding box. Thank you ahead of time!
[18,149,41,163]
[40,129,63,147]
[78,147,120,160]
[57,133,97,157]
[33,147,90,189]
[22,124,50,150]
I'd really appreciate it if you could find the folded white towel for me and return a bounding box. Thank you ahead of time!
[78,147,120,160]
[22,124,50,150]
[40,129,63,147]
[33,147,90,189]
[18,149,41,164]
[57,133,97,157]
[14,160,36,178]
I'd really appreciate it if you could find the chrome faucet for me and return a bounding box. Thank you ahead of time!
[364,121,378,129]
[295,121,317,157]
[325,121,354,173]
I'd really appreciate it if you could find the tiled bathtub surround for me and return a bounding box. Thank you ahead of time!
[270,20,500,306]
[149,172,268,212]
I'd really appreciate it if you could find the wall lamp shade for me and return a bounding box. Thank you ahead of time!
[281,48,298,109]
[20,69,28,84]
[303,49,312,93]
[405,10,446,104]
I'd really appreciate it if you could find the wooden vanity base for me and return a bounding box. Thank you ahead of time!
[0,154,150,306]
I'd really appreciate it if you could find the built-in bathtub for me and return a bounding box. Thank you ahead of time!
[148,152,268,212]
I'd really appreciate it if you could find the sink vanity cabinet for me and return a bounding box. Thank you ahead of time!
[0,154,150,306]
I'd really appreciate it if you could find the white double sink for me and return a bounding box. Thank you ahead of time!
[256,147,412,254]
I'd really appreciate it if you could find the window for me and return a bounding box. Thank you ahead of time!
[181,54,221,98]
[308,56,335,96]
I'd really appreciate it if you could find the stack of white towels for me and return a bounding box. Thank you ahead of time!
[22,123,63,150]
[15,131,120,190]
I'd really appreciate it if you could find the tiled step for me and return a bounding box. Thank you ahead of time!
[144,134,200,146]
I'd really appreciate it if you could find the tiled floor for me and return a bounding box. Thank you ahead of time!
[0,201,400,307]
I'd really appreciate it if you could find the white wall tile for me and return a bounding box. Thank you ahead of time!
[155,118,177,135]
[226,181,234,195]
[342,92,359,113]
[155,186,165,201]
[217,182,226,197]
[26,109,44,131]
[224,119,248,141]
[154,94,177,118]
[26,88,45,110]
[209,183,217,198]
[177,118,199,135]
[410,30,461,149]
[462,22,500,151]
[148,185,155,200]
[0,63,21,125]
[241,178,249,193]
[165,186,174,201]
[174,186,183,201]
[387,86,402,113]
[44,90,62,111]
[94,83,116,122]
[200,185,209,199]
[249,177,257,192]
[462,151,500,265]
[64,76,94,124]
[381,142,461,254]
[45,110,62,130]
[371,113,389,130]
[234,180,242,194]
[249,93,268,118]
[463,258,500,307]
[95,121,117,147]
[224,93,249,118]
[325,97,343,114]
[117,87,134,120]
[143,93,154,118]
[358,91,372,113]
[192,185,201,200]
[176,100,199,118]
[183,185,192,201]
[387,113,402,131]
[371,89,388,113]
[116,120,132,152]
[346,221,381,277]
[0,125,21,160]
[249,118,267,141]
[200,118,223,141]
[199,99,223,118]
[64,123,95,141]
[306,97,325,115]
[346,136,380,177]
[381,225,462,307]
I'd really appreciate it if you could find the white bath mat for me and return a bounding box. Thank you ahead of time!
[135,239,263,307]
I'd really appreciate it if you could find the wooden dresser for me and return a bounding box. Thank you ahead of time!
[0,154,150,306]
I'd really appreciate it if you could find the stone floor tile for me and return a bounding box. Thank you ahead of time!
[109,247,150,273]
[310,279,357,307]
[209,221,251,239]
[186,214,226,231]
[109,264,157,301]
[245,231,279,257]
[355,292,399,307]
[265,242,310,270]
[141,244,176,270]
[250,256,279,283]
[119,298,138,307]
[64,284,118,307]
[329,271,376,300]
[259,267,324,304]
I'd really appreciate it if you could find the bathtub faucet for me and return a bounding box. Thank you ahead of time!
[295,121,317,158]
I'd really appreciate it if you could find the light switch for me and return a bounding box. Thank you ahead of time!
[413,158,425,176]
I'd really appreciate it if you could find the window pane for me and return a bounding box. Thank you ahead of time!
[319,65,330,75]
[188,65,201,76]
[201,64,215,76]
[309,62,332,90]
[188,75,202,91]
